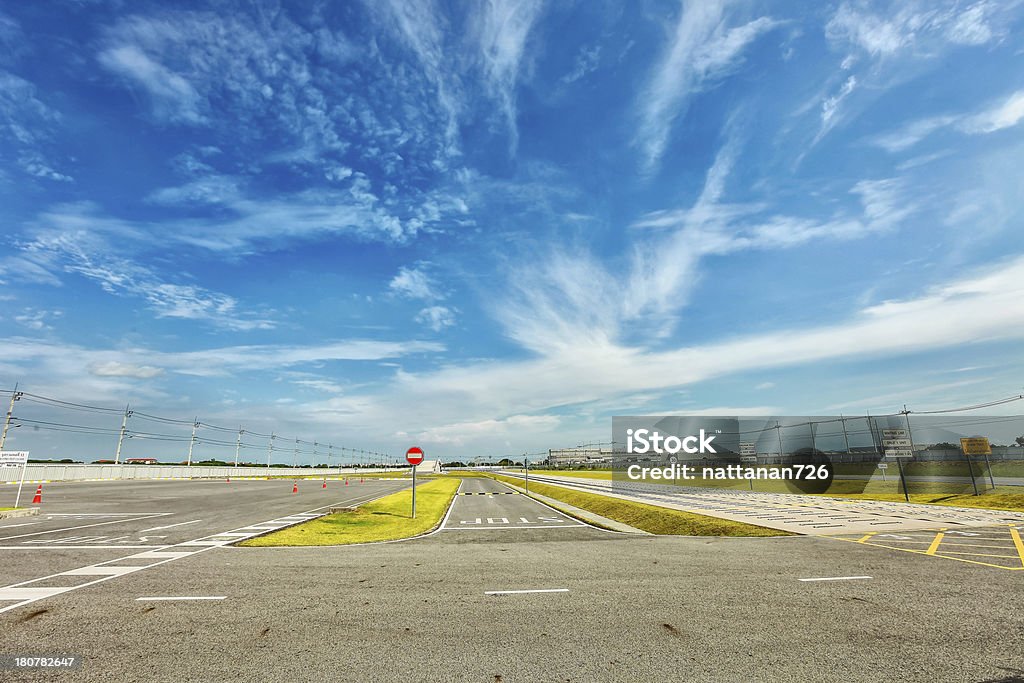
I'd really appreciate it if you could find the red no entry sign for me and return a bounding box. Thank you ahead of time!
[406,446,424,466]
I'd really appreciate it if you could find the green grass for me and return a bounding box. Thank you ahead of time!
[485,474,790,537]
[0,507,15,511]
[239,477,460,546]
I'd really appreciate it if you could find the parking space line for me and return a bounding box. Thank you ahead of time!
[925,532,944,555]
[1010,527,1024,567]
[798,576,872,582]
[941,551,1020,559]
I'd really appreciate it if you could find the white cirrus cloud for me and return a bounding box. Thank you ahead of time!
[636,1,780,171]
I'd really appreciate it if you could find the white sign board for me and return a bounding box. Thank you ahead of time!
[0,451,29,467]
[884,448,914,458]
[881,429,908,439]
[877,463,889,470]
[882,438,912,448]
[740,455,757,463]
[739,442,756,456]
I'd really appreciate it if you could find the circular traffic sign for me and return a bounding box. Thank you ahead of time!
[406,446,424,466]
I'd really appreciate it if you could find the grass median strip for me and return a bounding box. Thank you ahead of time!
[239,477,461,546]
[484,474,790,537]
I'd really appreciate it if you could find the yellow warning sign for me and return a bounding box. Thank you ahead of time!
[959,437,991,455]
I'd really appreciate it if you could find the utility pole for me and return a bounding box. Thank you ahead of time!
[0,383,23,450]
[293,438,298,468]
[234,427,244,468]
[186,418,199,467]
[266,432,276,472]
[114,404,132,464]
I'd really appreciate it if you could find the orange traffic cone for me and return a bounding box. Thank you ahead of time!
[322,479,327,489]
[360,478,364,484]
[344,478,349,486]
[31,484,42,504]
[292,481,298,494]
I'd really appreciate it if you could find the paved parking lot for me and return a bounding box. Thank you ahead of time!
[510,472,1024,534]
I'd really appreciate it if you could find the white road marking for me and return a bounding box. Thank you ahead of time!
[798,576,873,582]
[140,520,202,532]
[0,522,39,528]
[0,487,410,615]
[136,596,226,601]
[0,513,170,541]
[0,587,76,600]
[485,588,570,595]
[0,545,157,550]
[62,566,139,576]
[446,525,583,530]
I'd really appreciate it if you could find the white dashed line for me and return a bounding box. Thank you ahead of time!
[798,576,873,582]
[485,588,570,595]
[136,596,226,602]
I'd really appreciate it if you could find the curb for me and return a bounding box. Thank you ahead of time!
[0,507,40,520]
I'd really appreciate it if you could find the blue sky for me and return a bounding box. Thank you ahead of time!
[2,0,1024,462]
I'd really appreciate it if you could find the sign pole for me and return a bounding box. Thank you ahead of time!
[963,450,980,496]
[524,456,529,494]
[895,456,909,502]
[15,456,27,508]
[405,446,424,519]
[983,450,996,491]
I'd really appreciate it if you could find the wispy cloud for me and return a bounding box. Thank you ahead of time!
[374,0,463,151]
[871,89,1024,151]
[272,254,1024,451]
[388,263,457,331]
[561,44,601,84]
[636,1,779,171]
[89,361,164,379]
[8,337,445,382]
[494,127,918,356]
[826,1,1003,57]
[472,0,545,152]
[17,217,276,331]
[389,264,443,300]
[415,305,457,332]
[98,45,205,124]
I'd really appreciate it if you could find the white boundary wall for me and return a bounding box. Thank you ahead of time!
[1,464,394,483]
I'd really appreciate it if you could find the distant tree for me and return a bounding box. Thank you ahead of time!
[1015,436,1024,447]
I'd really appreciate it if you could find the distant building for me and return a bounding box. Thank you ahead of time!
[125,457,158,465]
[545,448,612,467]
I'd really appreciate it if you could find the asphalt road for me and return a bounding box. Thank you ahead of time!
[2,477,1022,682]
[0,477,409,592]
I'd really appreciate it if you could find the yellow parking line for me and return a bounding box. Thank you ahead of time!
[856,532,876,543]
[1010,527,1024,568]
[925,532,944,555]
[939,551,1020,559]
[829,538,1023,570]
